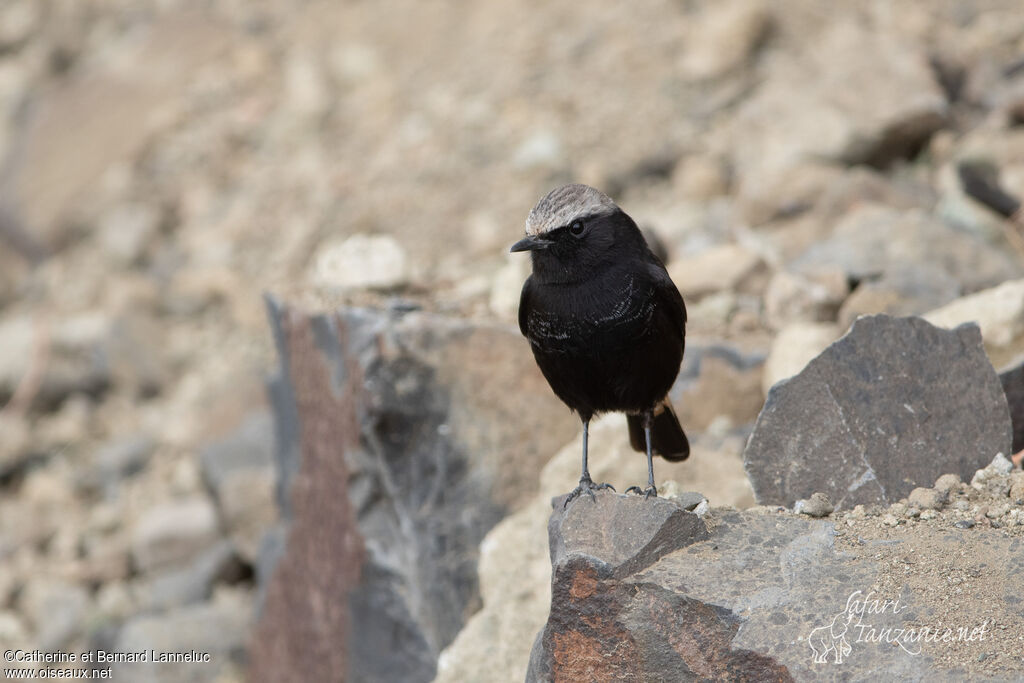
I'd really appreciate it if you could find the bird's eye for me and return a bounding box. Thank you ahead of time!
[569,219,585,236]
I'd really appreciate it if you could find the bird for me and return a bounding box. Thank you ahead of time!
[511,183,689,505]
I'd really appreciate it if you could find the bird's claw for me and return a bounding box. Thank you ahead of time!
[625,485,658,499]
[564,476,615,508]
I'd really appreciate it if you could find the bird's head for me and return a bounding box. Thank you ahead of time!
[510,184,642,282]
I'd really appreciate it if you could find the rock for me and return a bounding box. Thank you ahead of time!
[96,203,160,266]
[745,315,1012,510]
[512,130,565,170]
[200,412,277,563]
[311,234,409,291]
[89,434,156,487]
[677,0,771,80]
[114,590,251,683]
[666,243,767,300]
[762,322,838,394]
[252,301,578,683]
[0,312,112,412]
[1000,357,1024,453]
[1010,474,1024,505]
[134,542,247,612]
[925,279,1024,368]
[838,266,961,331]
[907,487,944,510]
[528,503,1024,681]
[795,492,833,517]
[792,205,1021,294]
[764,268,849,330]
[672,345,765,432]
[527,493,714,680]
[724,21,946,192]
[20,579,90,651]
[934,473,962,494]
[131,497,221,573]
[0,0,41,52]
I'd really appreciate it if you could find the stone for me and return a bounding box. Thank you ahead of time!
[90,434,156,484]
[724,21,946,191]
[1000,358,1024,453]
[20,579,90,651]
[672,345,765,432]
[744,315,1012,510]
[131,497,221,573]
[934,473,962,494]
[527,494,715,680]
[925,279,1024,369]
[114,590,251,683]
[311,234,409,291]
[666,243,767,300]
[795,492,833,518]
[0,312,112,412]
[526,500,1024,681]
[838,266,961,331]
[252,301,578,683]
[907,487,944,510]
[200,412,277,563]
[677,0,771,80]
[97,203,160,265]
[134,542,247,612]
[764,268,849,330]
[792,205,1021,294]
[0,1,40,52]
[761,322,838,394]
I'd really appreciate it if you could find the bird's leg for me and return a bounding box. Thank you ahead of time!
[564,417,615,508]
[626,410,658,499]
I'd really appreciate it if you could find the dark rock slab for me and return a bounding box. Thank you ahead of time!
[251,299,577,683]
[1000,358,1024,454]
[744,315,1012,510]
[529,503,1024,682]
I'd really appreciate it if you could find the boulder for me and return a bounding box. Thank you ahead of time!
[999,357,1024,454]
[745,315,1012,510]
[527,501,1024,681]
[924,279,1024,369]
[251,300,577,683]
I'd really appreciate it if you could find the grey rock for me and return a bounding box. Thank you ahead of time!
[131,497,221,573]
[1000,357,1024,453]
[113,593,251,683]
[134,542,247,612]
[529,503,1024,681]
[252,302,577,683]
[793,205,1022,294]
[744,315,1012,510]
[838,265,962,331]
[20,579,90,651]
[200,412,276,563]
[88,435,155,489]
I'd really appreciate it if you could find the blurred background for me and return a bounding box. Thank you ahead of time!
[1,0,1023,681]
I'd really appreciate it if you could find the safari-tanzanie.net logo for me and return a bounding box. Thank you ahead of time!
[805,590,989,664]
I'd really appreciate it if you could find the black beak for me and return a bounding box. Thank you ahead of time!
[510,235,548,253]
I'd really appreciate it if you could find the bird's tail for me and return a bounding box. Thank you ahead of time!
[627,400,690,462]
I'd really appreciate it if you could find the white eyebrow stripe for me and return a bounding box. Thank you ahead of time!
[525,184,618,236]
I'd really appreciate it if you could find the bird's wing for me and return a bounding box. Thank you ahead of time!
[518,274,534,337]
[648,262,687,338]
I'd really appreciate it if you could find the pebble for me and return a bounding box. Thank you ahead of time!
[882,514,900,527]
[795,492,834,517]
[933,473,961,494]
[907,486,944,510]
[131,497,221,573]
[311,234,409,291]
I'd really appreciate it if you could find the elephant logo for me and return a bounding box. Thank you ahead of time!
[807,610,856,664]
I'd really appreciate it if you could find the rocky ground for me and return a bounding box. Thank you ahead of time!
[1,0,1024,681]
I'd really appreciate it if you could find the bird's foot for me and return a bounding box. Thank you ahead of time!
[625,485,658,499]
[564,476,615,508]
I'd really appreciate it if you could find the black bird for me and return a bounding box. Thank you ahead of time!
[511,184,689,504]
